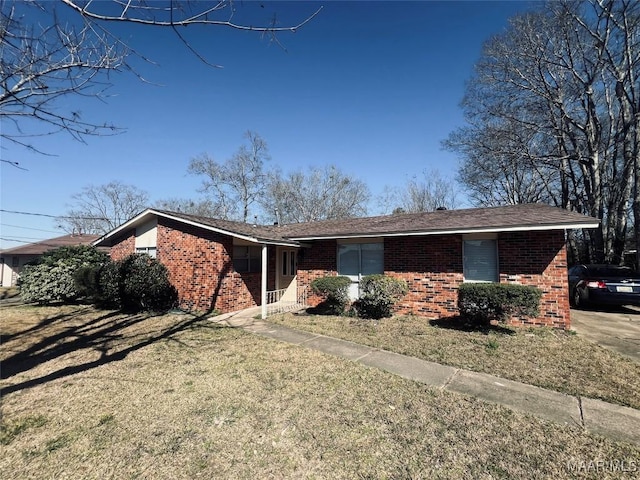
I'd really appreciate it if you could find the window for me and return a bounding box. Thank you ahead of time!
[233,246,262,273]
[338,242,383,277]
[135,247,157,258]
[282,250,297,277]
[463,239,497,282]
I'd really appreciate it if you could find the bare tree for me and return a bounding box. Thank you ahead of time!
[1,1,129,154]
[188,131,270,222]
[444,0,640,266]
[1,1,321,157]
[61,0,323,67]
[263,165,370,223]
[378,169,459,214]
[57,181,149,234]
[154,197,220,218]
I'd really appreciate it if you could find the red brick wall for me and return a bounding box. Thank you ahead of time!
[297,231,571,329]
[386,235,464,317]
[106,218,276,314]
[498,230,570,329]
[297,240,338,306]
[157,218,276,313]
[107,218,571,327]
[109,231,135,261]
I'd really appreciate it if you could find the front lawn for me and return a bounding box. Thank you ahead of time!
[269,312,640,410]
[1,305,638,479]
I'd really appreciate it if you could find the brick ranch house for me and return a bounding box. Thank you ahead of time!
[93,203,599,329]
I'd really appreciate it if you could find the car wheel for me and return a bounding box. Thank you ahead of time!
[573,287,585,309]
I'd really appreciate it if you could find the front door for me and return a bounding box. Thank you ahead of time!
[277,248,298,302]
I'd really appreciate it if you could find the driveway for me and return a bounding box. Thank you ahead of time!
[571,306,640,363]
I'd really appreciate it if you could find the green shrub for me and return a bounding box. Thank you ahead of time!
[74,254,177,312]
[356,274,408,319]
[95,261,123,309]
[19,245,109,304]
[458,283,542,325]
[74,262,121,309]
[311,275,352,315]
[119,254,178,312]
[74,265,99,300]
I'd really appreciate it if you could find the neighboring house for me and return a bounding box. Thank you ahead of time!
[93,204,599,329]
[0,234,101,287]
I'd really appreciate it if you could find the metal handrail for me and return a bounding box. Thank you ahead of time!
[265,286,308,316]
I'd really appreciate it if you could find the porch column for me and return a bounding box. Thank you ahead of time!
[261,244,267,319]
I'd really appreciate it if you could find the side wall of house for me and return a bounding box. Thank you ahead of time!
[158,219,278,313]
[498,230,570,329]
[0,254,40,287]
[297,230,571,329]
[108,219,276,314]
[109,231,135,261]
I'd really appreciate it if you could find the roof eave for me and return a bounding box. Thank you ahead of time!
[93,209,299,247]
[287,221,601,241]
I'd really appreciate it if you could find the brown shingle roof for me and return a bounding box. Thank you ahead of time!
[276,203,599,240]
[0,234,101,256]
[95,204,599,247]
[154,209,287,242]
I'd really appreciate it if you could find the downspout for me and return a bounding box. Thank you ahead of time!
[261,244,267,320]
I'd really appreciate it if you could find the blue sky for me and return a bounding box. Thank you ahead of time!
[0,1,540,250]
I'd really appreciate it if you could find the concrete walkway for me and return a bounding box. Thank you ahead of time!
[211,307,640,446]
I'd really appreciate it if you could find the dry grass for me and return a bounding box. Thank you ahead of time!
[269,312,640,410]
[1,305,639,479]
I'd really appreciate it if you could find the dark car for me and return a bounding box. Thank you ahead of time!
[568,264,640,308]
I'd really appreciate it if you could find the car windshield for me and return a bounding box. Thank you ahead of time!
[588,266,636,278]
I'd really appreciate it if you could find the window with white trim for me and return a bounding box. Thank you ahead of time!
[463,238,498,282]
[233,246,262,273]
[135,246,157,258]
[338,242,383,276]
[282,250,297,277]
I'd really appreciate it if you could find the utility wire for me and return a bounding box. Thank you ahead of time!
[0,209,107,220]
[1,224,64,234]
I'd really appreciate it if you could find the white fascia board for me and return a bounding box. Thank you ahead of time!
[288,222,601,241]
[154,211,302,245]
[93,209,299,247]
[92,208,155,246]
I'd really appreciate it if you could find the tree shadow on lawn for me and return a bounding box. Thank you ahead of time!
[1,305,108,344]
[0,306,222,397]
[429,316,516,336]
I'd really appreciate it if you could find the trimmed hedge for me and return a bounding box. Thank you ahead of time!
[75,254,178,313]
[458,283,542,325]
[311,275,352,315]
[119,254,178,312]
[74,261,121,309]
[356,274,408,319]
